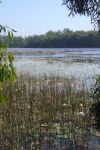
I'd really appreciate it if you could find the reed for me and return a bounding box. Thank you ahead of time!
[0,74,95,149]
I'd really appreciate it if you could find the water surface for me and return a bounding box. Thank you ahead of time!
[8,48,100,85]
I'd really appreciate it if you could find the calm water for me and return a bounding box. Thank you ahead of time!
[8,48,100,85]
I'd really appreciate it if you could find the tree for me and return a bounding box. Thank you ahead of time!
[62,0,100,130]
[0,0,16,104]
[62,0,100,32]
[0,26,16,82]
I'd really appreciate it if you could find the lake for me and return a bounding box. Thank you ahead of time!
[8,48,100,86]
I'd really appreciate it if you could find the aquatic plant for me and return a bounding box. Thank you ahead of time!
[0,74,96,149]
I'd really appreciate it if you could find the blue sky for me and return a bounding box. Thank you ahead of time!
[0,0,93,36]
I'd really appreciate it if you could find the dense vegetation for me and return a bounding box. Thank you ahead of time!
[0,74,96,149]
[8,29,100,48]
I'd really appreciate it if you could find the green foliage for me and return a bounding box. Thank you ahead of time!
[0,25,16,105]
[0,25,16,86]
[90,75,100,130]
[0,94,8,105]
[8,29,100,48]
[0,48,16,85]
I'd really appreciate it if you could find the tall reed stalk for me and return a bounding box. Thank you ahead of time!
[0,74,95,149]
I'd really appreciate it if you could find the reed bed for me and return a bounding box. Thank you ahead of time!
[0,74,96,150]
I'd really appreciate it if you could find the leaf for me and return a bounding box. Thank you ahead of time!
[11,32,14,42]
[0,95,8,105]
[0,25,2,33]
[8,52,14,62]
[3,26,6,33]
[8,31,11,40]
[11,29,17,32]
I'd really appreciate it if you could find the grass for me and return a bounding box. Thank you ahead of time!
[0,74,96,149]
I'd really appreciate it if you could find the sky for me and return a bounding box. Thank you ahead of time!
[0,0,93,37]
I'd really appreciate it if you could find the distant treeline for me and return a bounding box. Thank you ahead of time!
[8,29,100,48]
